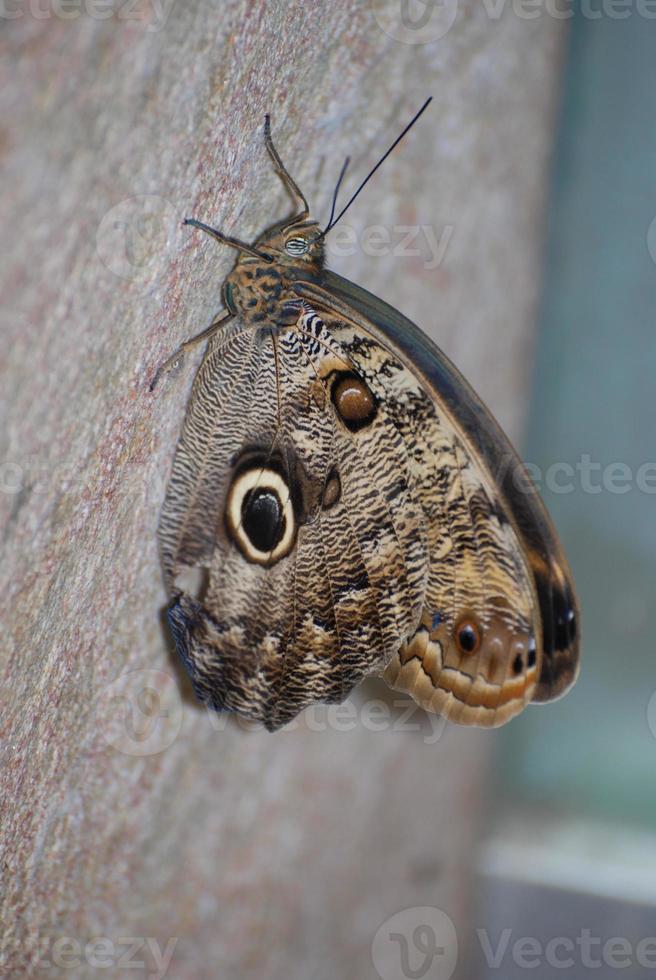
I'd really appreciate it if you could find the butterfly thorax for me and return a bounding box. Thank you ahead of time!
[223,219,324,328]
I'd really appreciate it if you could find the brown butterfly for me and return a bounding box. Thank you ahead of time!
[154,102,580,732]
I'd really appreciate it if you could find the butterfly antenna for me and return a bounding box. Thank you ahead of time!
[326,156,350,230]
[264,114,309,218]
[321,97,433,237]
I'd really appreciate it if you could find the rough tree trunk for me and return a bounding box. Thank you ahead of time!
[0,2,564,977]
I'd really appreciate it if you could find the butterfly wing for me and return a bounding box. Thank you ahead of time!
[294,271,580,726]
[160,269,579,732]
[158,311,429,730]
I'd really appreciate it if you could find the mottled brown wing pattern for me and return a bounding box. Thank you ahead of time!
[297,272,579,726]
[159,306,430,729]
[159,324,262,583]
[304,311,539,726]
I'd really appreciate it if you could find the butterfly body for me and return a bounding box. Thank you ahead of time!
[157,115,579,732]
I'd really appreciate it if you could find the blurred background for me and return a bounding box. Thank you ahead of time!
[473,9,656,979]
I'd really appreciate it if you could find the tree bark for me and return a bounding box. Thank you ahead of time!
[0,2,564,977]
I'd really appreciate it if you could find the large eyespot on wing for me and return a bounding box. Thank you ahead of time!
[225,462,296,566]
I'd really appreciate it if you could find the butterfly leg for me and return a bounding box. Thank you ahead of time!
[149,310,234,390]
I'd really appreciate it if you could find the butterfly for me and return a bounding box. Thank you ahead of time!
[154,101,580,732]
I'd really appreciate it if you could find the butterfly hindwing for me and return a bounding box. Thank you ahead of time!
[160,305,429,729]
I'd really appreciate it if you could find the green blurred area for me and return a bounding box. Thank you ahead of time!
[499,10,656,827]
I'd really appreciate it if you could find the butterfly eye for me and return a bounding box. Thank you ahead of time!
[285,236,309,256]
[455,618,481,655]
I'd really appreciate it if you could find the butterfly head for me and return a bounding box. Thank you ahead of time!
[218,218,325,323]
[252,218,325,276]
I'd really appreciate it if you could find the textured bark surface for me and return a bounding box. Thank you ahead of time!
[0,2,564,977]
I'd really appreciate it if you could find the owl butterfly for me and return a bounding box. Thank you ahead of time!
[155,101,580,732]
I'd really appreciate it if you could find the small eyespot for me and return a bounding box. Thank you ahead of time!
[330,371,377,431]
[285,236,309,256]
[455,618,481,655]
[321,467,341,509]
